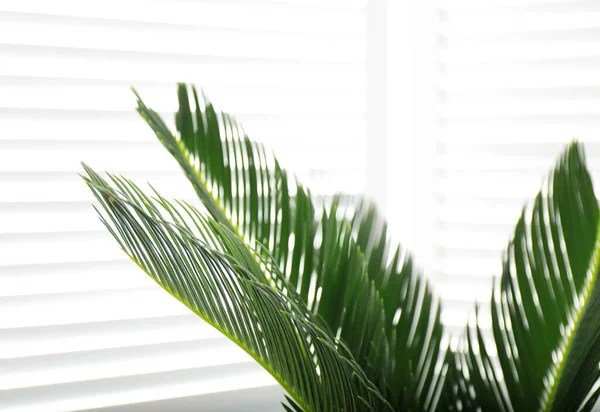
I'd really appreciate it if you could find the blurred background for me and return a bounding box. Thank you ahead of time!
[1,0,599,410]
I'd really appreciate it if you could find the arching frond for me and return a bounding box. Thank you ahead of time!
[447,142,600,412]
[82,166,389,412]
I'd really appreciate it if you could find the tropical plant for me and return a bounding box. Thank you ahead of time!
[444,142,600,412]
[82,84,600,412]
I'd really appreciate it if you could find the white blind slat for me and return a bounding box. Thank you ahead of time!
[1,339,258,390]
[1,288,197,328]
[440,3,600,36]
[0,50,363,87]
[92,386,284,412]
[0,260,150,296]
[0,104,367,141]
[0,17,363,63]
[0,315,215,359]
[0,83,365,114]
[0,364,275,412]
[0,0,366,35]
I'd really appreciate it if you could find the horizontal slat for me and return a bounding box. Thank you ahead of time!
[439,140,600,159]
[436,229,511,254]
[435,246,505,262]
[0,89,367,141]
[436,189,530,205]
[441,116,600,130]
[440,64,600,91]
[0,363,276,412]
[0,173,196,204]
[435,200,523,227]
[439,113,600,130]
[0,204,101,234]
[443,27,600,45]
[1,338,254,389]
[436,153,563,173]
[0,314,217,359]
[435,246,501,261]
[0,0,365,34]
[441,37,600,65]
[0,79,365,114]
[436,173,548,199]
[441,95,600,117]
[0,13,363,64]
[0,143,186,173]
[433,255,503,280]
[440,3,600,37]
[438,0,590,9]
[0,141,365,174]
[435,271,495,290]
[0,44,364,88]
[93,385,283,412]
[442,86,600,99]
[0,260,152,297]
[438,125,600,144]
[0,288,191,328]
[0,231,126,266]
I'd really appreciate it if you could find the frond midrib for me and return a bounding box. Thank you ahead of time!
[134,89,239,236]
[174,137,241,235]
[541,218,600,411]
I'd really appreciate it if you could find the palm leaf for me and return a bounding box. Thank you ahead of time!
[348,200,446,411]
[447,142,600,411]
[81,165,389,412]
[132,83,446,410]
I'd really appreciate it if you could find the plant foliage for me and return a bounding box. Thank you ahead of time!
[83,84,600,411]
[446,143,600,412]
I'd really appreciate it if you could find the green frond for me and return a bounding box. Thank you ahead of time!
[85,82,600,412]
[131,83,446,410]
[447,142,600,412]
[81,165,389,412]
[348,200,446,411]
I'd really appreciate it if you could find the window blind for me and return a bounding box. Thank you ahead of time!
[435,0,600,341]
[0,1,368,410]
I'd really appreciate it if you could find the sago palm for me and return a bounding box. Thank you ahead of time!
[82,84,600,411]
